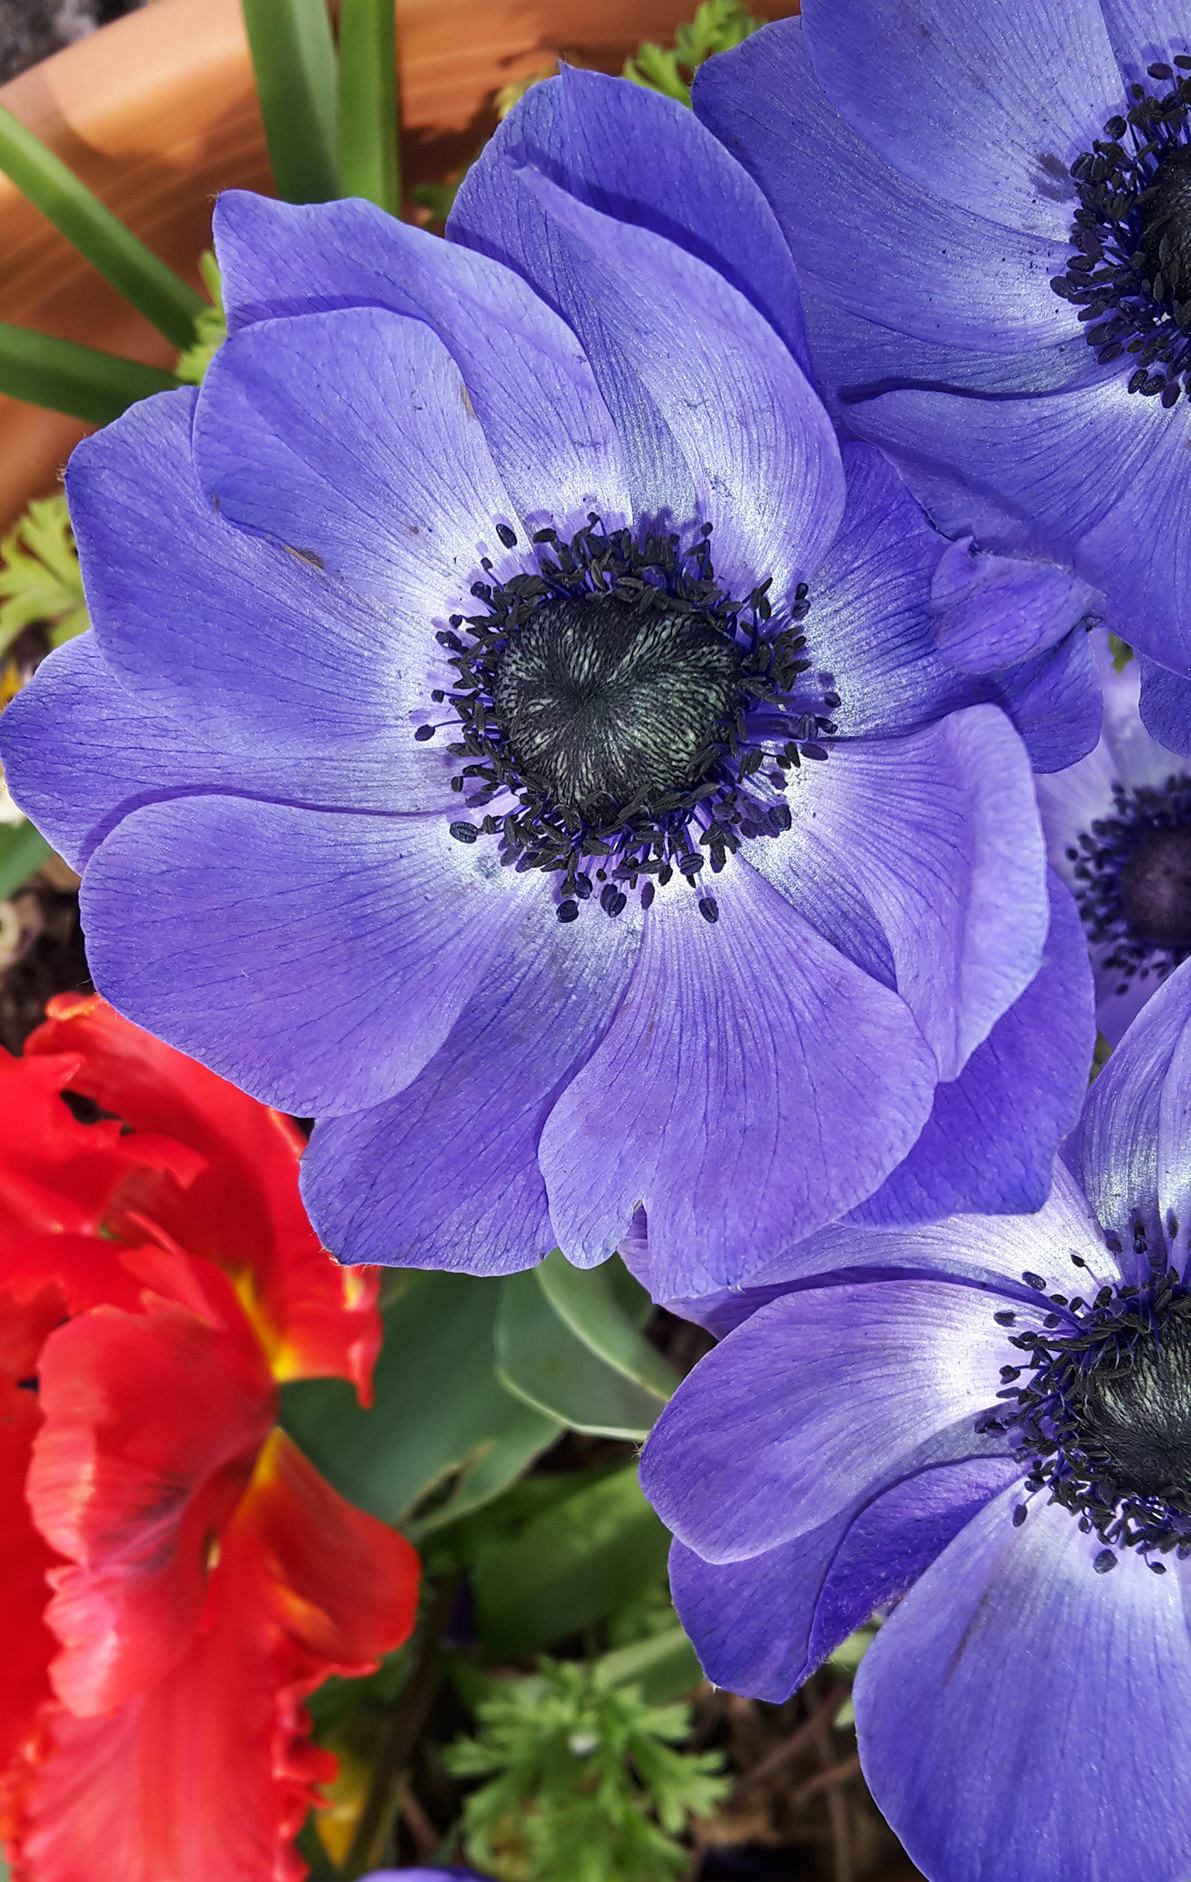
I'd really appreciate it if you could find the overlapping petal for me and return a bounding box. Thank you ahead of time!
[760,708,1048,1080]
[800,0,1121,241]
[539,858,937,1295]
[669,1454,1020,1702]
[212,189,631,538]
[80,798,538,1118]
[29,1299,275,1714]
[857,1489,1191,1882]
[449,65,811,373]
[27,994,380,1394]
[693,23,1077,350]
[303,893,641,1274]
[639,1279,1027,1561]
[10,1432,417,1882]
[850,873,1095,1222]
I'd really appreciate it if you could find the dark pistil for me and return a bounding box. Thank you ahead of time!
[1140,144,1191,317]
[1075,1305,1191,1498]
[986,1250,1191,1562]
[1068,775,1191,990]
[1119,824,1191,948]
[492,593,741,813]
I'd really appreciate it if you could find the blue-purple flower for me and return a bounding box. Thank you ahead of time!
[694,0,1191,751]
[641,955,1191,1882]
[1,71,1097,1297]
[1040,631,1191,1043]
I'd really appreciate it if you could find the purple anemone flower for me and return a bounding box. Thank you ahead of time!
[641,956,1191,1882]
[694,0,1191,752]
[0,72,1097,1297]
[1040,630,1191,1044]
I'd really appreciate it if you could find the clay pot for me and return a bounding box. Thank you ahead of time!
[0,0,795,531]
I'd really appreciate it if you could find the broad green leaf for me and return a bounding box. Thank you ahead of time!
[280,1270,558,1525]
[496,1270,666,1439]
[0,103,204,348]
[0,323,180,426]
[0,818,52,898]
[469,1462,672,1656]
[241,0,340,205]
[597,1626,704,1705]
[536,1250,677,1400]
[338,0,400,214]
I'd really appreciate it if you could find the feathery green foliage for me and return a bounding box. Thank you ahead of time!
[447,1658,727,1882]
[623,0,763,107]
[0,495,86,661]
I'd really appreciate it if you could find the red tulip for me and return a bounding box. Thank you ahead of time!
[0,995,419,1881]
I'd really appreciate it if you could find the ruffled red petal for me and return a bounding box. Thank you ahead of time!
[0,1371,57,1773]
[28,998,380,1397]
[29,1302,276,1714]
[0,1049,198,1246]
[6,1431,419,1882]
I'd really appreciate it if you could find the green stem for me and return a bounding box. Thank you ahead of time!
[0,323,180,425]
[0,103,204,350]
[337,0,400,215]
[341,1575,459,1878]
[241,0,340,204]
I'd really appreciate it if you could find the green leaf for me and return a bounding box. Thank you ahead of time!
[337,0,400,214]
[279,1271,559,1525]
[496,1269,666,1439]
[536,1250,677,1400]
[468,1462,672,1656]
[0,494,87,658]
[0,323,180,426]
[596,1626,704,1705]
[0,102,204,349]
[0,818,52,899]
[241,0,340,204]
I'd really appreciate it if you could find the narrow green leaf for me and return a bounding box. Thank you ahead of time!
[241,0,340,204]
[496,1270,666,1440]
[0,323,180,425]
[0,103,204,349]
[469,1463,672,1656]
[280,1271,558,1524]
[338,0,400,214]
[536,1250,678,1400]
[597,1626,704,1704]
[0,818,52,899]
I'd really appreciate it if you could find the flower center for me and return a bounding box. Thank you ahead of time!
[982,1244,1191,1568]
[491,592,741,813]
[421,515,838,923]
[1067,774,1191,987]
[1119,824,1191,948]
[1076,1309,1191,1498]
[1052,58,1191,403]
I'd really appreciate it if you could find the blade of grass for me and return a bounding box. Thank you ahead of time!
[338,0,400,214]
[0,103,204,350]
[241,0,340,204]
[0,324,181,425]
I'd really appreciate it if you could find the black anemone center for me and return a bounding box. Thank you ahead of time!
[1140,144,1191,313]
[1053,59,1191,404]
[985,1254,1191,1566]
[1119,824,1191,948]
[1076,1308,1191,1498]
[1068,774,1191,989]
[492,593,741,813]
